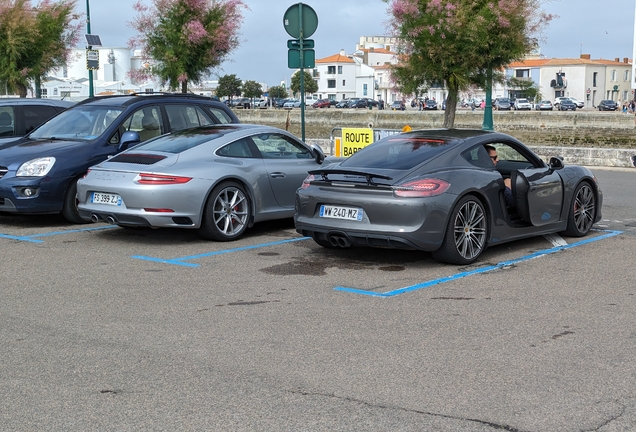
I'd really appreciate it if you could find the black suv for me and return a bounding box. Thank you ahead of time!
[0,93,239,223]
[0,98,75,146]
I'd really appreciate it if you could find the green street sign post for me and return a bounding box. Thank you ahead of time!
[283,3,318,141]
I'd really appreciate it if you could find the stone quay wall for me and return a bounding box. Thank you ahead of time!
[235,108,636,167]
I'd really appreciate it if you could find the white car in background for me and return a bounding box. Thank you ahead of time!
[513,98,532,110]
[569,97,585,109]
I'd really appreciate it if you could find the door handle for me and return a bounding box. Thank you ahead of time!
[270,172,286,178]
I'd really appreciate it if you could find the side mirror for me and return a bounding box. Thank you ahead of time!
[549,156,564,169]
[631,155,636,168]
[310,144,325,164]
[119,131,141,152]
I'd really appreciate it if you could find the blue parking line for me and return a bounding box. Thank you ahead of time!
[335,230,622,298]
[131,236,311,267]
[0,225,117,243]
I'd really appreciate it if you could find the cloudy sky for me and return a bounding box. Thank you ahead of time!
[84,0,636,86]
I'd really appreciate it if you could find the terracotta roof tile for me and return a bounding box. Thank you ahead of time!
[316,53,355,64]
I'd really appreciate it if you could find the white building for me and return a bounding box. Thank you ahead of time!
[313,50,376,101]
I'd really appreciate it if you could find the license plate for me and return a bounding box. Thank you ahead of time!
[91,192,122,206]
[319,205,363,221]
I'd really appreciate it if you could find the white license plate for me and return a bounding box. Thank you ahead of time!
[91,192,122,206]
[319,205,363,221]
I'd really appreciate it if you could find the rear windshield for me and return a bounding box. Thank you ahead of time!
[340,134,456,170]
[132,126,239,154]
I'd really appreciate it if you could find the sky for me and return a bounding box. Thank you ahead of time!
[84,0,636,87]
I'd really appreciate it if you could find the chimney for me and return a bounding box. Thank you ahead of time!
[624,58,629,63]
[615,58,620,62]
[370,47,375,52]
[339,49,346,56]
[580,54,591,60]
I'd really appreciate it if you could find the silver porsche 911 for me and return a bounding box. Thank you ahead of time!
[76,124,326,241]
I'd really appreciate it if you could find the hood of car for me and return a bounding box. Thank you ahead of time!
[0,138,87,165]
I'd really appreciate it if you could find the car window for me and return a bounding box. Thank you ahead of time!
[250,133,312,159]
[30,106,124,141]
[0,107,15,137]
[165,104,214,131]
[118,106,163,143]
[462,145,494,169]
[23,105,59,134]
[217,138,255,158]
[341,134,455,170]
[135,127,234,153]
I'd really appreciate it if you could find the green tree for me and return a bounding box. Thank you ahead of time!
[507,77,541,102]
[290,70,318,96]
[242,80,262,106]
[268,85,288,100]
[216,74,242,102]
[0,0,81,97]
[129,0,247,93]
[385,0,553,127]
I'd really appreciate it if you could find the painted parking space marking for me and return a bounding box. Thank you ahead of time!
[335,230,622,298]
[131,236,311,267]
[0,225,117,243]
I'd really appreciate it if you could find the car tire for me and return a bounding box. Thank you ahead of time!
[562,181,596,237]
[61,177,91,224]
[198,181,250,241]
[432,195,488,265]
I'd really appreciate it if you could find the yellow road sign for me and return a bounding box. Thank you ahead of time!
[341,128,373,157]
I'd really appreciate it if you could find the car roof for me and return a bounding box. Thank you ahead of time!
[74,92,227,108]
[0,98,75,107]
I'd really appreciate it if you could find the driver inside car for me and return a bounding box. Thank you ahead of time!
[485,144,515,208]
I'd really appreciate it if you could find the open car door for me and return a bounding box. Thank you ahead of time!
[511,168,564,226]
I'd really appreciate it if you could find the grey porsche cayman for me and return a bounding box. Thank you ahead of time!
[294,129,602,265]
[77,124,326,240]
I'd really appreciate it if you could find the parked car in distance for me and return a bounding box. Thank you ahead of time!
[348,99,368,109]
[569,97,584,109]
[77,124,327,241]
[295,129,602,265]
[335,99,349,108]
[361,98,379,107]
[390,101,406,111]
[312,99,331,108]
[597,100,618,111]
[513,98,532,110]
[553,97,570,108]
[558,99,577,111]
[493,98,512,110]
[0,93,239,223]
[535,100,553,111]
[283,99,300,109]
[0,99,75,146]
[423,100,438,110]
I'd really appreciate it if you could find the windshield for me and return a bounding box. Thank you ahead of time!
[30,106,124,140]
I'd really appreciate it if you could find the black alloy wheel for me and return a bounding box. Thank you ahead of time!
[563,181,596,237]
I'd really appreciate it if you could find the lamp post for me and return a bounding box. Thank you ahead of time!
[482,68,494,131]
[86,0,94,97]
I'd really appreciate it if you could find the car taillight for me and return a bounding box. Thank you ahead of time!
[301,174,315,189]
[135,173,192,185]
[393,178,450,197]
[82,169,91,179]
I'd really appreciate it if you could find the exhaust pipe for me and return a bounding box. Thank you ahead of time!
[91,214,100,223]
[106,216,116,225]
[328,234,352,248]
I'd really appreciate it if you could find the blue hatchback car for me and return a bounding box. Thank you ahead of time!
[0,93,239,223]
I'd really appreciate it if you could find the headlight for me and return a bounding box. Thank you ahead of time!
[16,157,56,177]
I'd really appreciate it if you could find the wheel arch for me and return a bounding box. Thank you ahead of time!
[197,176,256,228]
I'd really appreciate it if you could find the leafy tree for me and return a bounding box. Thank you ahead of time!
[242,79,262,105]
[384,0,553,127]
[507,77,541,102]
[290,70,318,96]
[268,85,288,100]
[0,0,81,97]
[215,73,242,102]
[129,0,247,93]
